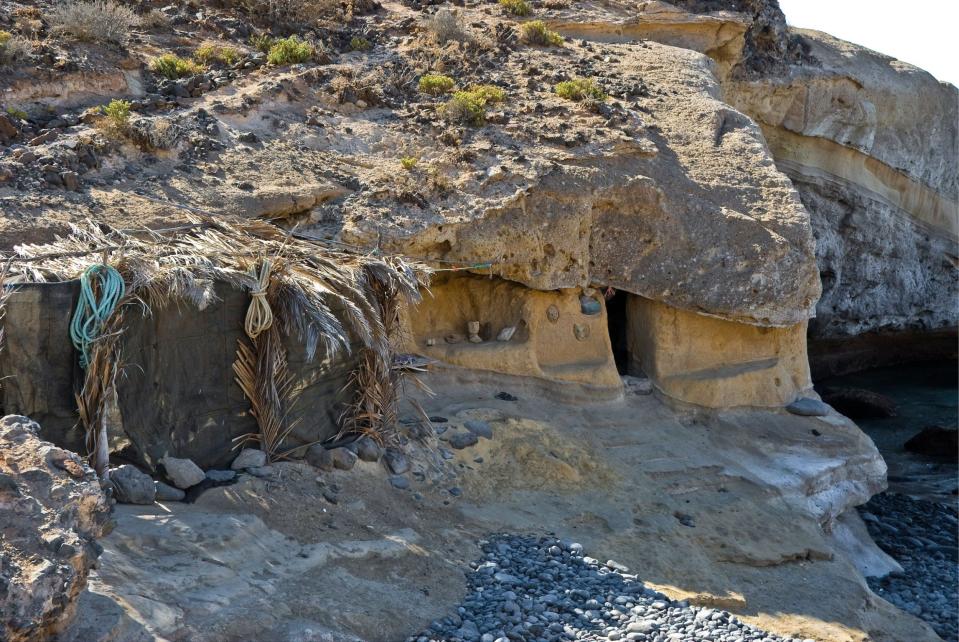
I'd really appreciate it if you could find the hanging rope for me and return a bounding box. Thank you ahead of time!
[69,264,126,368]
[244,259,273,339]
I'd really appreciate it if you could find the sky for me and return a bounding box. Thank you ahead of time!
[778,0,959,87]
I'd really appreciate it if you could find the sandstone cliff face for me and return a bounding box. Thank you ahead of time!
[0,415,112,642]
[548,1,958,342]
[726,30,958,339]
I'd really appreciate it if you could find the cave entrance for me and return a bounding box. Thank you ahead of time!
[605,288,631,375]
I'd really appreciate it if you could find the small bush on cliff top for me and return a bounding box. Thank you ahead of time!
[555,77,607,102]
[49,0,139,45]
[439,84,505,126]
[519,20,563,46]
[418,73,455,96]
[267,35,313,65]
[350,36,371,51]
[400,156,418,170]
[0,30,32,65]
[150,54,204,79]
[499,0,531,16]
[427,7,470,44]
[194,42,240,66]
[97,98,132,139]
[249,33,275,53]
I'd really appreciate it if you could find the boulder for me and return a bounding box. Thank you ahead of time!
[820,388,897,419]
[904,426,959,458]
[231,448,267,470]
[354,437,382,462]
[206,469,237,482]
[154,481,186,502]
[0,415,111,642]
[306,444,334,472]
[464,420,493,440]
[330,448,357,471]
[110,465,156,504]
[449,431,479,450]
[786,398,830,417]
[160,456,206,489]
[383,448,410,475]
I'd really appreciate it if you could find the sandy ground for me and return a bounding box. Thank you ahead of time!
[64,370,941,642]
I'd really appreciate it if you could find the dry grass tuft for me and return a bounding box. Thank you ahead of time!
[426,7,471,44]
[0,31,32,64]
[49,0,139,45]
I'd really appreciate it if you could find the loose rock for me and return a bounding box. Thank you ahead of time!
[154,481,186,502]
[160,456,206,489]
[110,465,156,504]
[231,448,267,470]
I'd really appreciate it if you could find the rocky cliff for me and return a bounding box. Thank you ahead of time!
[0,415,111,641]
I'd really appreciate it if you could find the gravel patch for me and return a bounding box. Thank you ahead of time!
[860,492,958,641]
[410,534,808,642]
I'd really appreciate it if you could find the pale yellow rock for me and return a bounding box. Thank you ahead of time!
[399,274,622,391]
[627,296,811,407]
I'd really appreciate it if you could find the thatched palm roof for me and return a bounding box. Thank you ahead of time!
[0,216,430,466]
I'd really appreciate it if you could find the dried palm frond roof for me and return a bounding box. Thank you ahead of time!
[1,215,432,459]
[2,215,428,363]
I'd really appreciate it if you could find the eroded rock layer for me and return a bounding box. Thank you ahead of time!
[0,415,111,642]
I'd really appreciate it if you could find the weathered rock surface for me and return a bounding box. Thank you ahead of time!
[545,1,957,354]
[725,29,958,341]
[0,415,111,642]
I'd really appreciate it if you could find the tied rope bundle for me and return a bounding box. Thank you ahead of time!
[69,264,126,368]
[244,259,273,339]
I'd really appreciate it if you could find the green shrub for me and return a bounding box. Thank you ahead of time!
[349,36,371,51]
[519,20,563,46]
[99,99,132,136]
[194,42,240,66]
[249,33,275,53]
[400,156,418,171]
[439,84,505,126]
[150,54,204,79]
[5,107,28,120]
[499,0,530,16]
[418,74,455,96]
[267,35,313,65]
[555,77,607,102]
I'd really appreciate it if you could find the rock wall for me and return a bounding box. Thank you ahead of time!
[400,273,621,392]
[626,296,810,406]
[725,29,959,340]
[548,1,959,358]
[0,415,111,642]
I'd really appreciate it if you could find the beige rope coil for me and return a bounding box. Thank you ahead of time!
[244,259,274,339]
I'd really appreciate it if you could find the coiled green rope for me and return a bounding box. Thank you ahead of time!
[69,264,125,368]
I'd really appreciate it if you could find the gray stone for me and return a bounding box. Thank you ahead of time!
[355,438,382,462]
[306,444,334,471]
[160,456,206,489]
[154,481,185,502]
[110,465,156,504]
[389,475,410,490]
[247,465,274,478]
[331,448,357,471]
[205,469,236,483]
[384,448,410,475]
[464,420,493,439]
[786,397,830,417]
[231,448,267,470]
[449,430,479,450]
